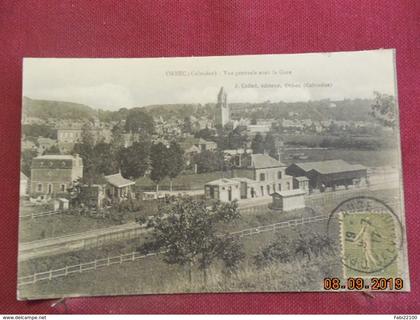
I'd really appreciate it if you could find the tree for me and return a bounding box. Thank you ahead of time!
[81,122,95,146]
[194,127,214,140]
[370,92,396,129]
[110,123,125,150]
[120,139,151,180]
[263,133,277,158]
[21,149,38,177]
[73,142,95,183]
[72,122,96,183]
[251,133,264,154]
[125,108,154,135]
[150,143,170,195]
[22,124,57,139]
[140,196,243,285]
[166,141,184,191]
[182,116,193,134]
[93,142,117,176]
[254,233,293,268]
[193,150,225,173]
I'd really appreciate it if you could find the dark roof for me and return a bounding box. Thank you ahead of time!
[293,160,366,175]
[206,178,240,186]
[271,189,306,197]
[197,138,216,145]
[105,173,135,188]
[250,154,285,169]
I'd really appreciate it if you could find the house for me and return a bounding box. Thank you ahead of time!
[196,138,217,152]
[104,172,135,202]
[37,137,58,154]
[205,154,295,202]
[232,153,294,197]
[20,172,29,197]
[286,159,367,192]
[122,132,140,148]
[30,154,83,199]
[271,189,306,212]
[246,124,271,136]
[57,126,112,152]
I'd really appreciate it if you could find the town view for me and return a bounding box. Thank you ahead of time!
[18,84,404,298]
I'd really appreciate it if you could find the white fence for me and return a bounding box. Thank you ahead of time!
[17,215,328,287]
[18,251,161,286]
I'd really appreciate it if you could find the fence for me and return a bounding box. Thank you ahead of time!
[19,199,402,287]
[230,215,328,238]
[18,251,161,286]
[19,210,65,219]
[17,214,329,287]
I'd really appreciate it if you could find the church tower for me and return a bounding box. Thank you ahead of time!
[215,87,230,127]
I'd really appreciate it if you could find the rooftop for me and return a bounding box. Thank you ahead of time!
[197,138,216,145]
[293,159,366,175]
[104,173,135,188]
[250,154,285,169]
[206,178,240,186]
[35,155,77,160]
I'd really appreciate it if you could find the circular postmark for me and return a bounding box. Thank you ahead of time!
[327,196,403,274]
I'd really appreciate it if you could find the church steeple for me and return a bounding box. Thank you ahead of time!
[218,87,227,107]
[215,86,230,127]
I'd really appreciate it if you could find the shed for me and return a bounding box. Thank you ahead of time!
[293,176,310,193]
[54,198,69,211]
[104,173,135,202]
[271,189,306,212]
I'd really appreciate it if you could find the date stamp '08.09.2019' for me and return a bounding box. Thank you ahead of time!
[325,196,407,291]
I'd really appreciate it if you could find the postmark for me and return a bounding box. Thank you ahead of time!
[327,196,403,275]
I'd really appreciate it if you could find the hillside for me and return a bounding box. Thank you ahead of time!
[22,96,376,123]
[23,97,96,120]
[230,98,375,121]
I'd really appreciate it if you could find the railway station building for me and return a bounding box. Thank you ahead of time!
[286,159,367,193]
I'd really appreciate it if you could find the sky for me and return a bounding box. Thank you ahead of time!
[23,49,397,111]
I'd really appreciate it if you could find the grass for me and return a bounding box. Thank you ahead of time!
[136,171,227,191]
[19,213,118,243]
[282,148,399,168]
[19,220,337,299]
[18,187,403,298]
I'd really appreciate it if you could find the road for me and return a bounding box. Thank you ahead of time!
[19,222,150,261]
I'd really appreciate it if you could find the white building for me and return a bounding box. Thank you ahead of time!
[205,154,295,202]
[271,189,306,212]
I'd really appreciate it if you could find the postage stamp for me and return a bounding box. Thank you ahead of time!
[327,196,404,277]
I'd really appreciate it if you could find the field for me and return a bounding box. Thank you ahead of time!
[18,187,402,299]
[19,219,337,299]
[136,171,226,191]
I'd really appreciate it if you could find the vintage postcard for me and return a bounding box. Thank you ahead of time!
[18,50,409,299]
